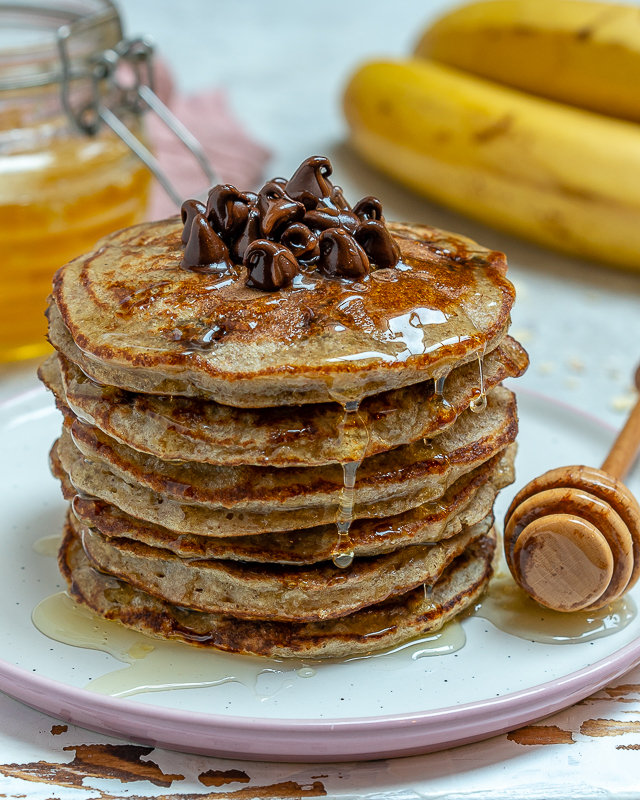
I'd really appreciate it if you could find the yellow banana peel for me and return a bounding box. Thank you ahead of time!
[343,58,640,271]
[415,0,640,123]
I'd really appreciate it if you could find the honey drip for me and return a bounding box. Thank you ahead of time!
[431,370,457,432]
[331,398,370,568]
[32,592,465,699]
[472,566,636,644]
[334,459,358,568]
[469,352,487,413]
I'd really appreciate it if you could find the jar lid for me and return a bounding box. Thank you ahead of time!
[0,0,122,90]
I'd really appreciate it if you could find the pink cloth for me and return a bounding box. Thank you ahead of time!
[145,87,271,220]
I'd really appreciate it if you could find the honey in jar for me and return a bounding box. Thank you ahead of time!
[0,0,151,362]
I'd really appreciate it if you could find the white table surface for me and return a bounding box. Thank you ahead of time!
[2,1,640,797]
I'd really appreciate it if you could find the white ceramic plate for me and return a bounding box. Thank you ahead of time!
[0,378,639,762]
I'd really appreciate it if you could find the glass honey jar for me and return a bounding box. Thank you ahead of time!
[0,0,152,363]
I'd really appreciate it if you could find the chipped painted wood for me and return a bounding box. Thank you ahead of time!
[198,769,251,787]
[507,725,575,745]
[580,719,640,737]
[0,744,185,789]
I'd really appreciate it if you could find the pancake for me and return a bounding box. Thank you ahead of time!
[58,446,514,563]
[55,386,517,534]
[48,219,515,407]
[73,510,493,622]
[40,336,527,466]
[66,385,517,512]
[60,521,497,658]
[41,156,526,659]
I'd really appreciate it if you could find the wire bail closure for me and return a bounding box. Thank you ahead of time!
[56,3,218,208]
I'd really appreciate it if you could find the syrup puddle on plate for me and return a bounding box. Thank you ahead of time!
[32,534,63,558]
[31,543,636,700]
[471,567,636,644]
[31,591,466,699]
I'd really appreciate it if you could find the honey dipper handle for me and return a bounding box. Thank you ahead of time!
[601,394,640,480]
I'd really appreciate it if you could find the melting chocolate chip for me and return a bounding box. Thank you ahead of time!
[181,214,232,272]
[179,155,398,291]
[301,306,315,327]
[353,196,383,221]
[180,199,206,245]
[280,223,318,259]
[355,219,401,269]
[230,206,261,261]
[286,156,334,210]
[257,182,305,239]
[244,239,299,290]
[304,206,360,235]
[298,243,321,267]
[206,185,252,239]
[331,185,351,211]
[317,228,370,279]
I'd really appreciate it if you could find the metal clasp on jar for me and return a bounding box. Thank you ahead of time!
[56,2,218,207]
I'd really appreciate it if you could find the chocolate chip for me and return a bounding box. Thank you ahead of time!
[230,206,261,261]
[206,185,252,239]
[180,214,232,272]
[317,228,370,279]
[180,199,206,245]
[298,243,321,267]
[286,156,334,210]
[330,185,351,211]
[244,240,299,290]
[280,223,318,259]
[355,219,401,269]
[257,182,305,239]
[303,207,360,235]
[353,196,383,221]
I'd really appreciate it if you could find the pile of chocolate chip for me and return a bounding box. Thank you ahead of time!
[179,155,401,291]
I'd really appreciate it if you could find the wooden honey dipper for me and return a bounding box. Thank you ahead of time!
[504,365,640,612]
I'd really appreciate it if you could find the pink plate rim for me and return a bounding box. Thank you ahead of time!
[0,632,639,762]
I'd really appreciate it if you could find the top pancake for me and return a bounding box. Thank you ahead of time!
[50,219,515,407]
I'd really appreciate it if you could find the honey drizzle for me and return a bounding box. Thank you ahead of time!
[331,398,370,568]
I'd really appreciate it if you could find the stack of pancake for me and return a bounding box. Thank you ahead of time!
[39,157,527,658]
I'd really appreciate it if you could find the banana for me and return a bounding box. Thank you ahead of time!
[415,0,640,123]
[343,58,640,270]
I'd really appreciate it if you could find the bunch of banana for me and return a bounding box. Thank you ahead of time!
[343,0,640,271]
[416,0,640,123]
